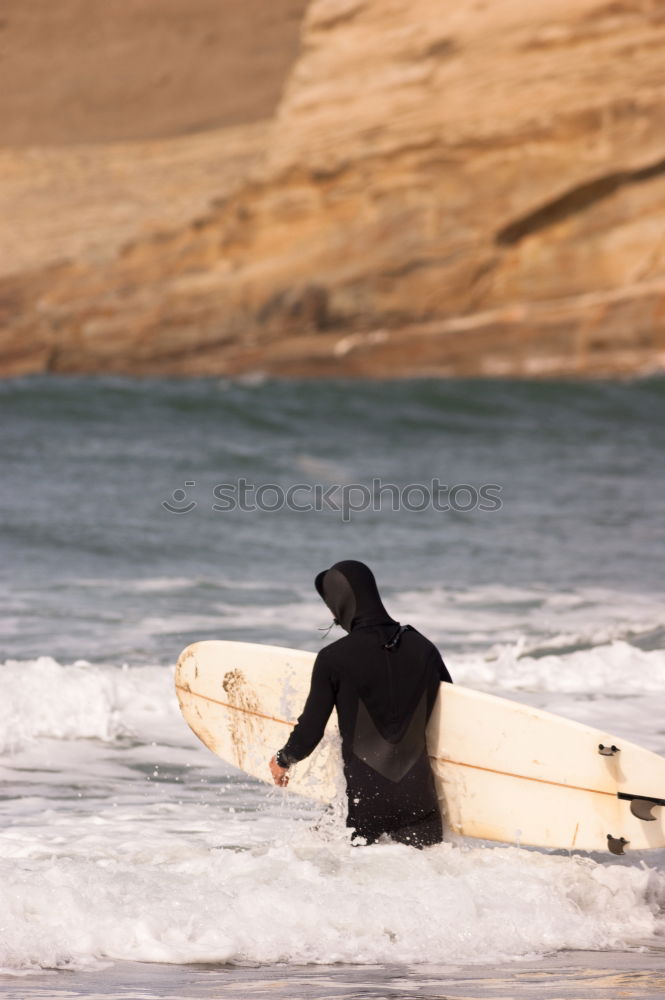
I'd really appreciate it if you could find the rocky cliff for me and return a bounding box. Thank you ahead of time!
[2,0,665,377]
[0,0,308,145]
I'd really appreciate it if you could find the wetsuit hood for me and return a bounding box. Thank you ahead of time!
[315,560,395,632]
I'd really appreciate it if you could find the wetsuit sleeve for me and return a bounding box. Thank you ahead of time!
[429,645,452,683]
[276,653,336,767]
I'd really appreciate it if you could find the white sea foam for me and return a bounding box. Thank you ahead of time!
[455,640,665,695]
[1,636,665,759]
[0,658,178,753]
[4,580,661,667]
[392,584,665,653]
[0,834,663,973]
[199,582,665,659]
[1,649,665,975]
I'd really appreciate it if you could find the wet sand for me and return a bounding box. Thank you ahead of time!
[4,948,665,1000]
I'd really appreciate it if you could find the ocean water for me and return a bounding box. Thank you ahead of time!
[1,374,665,987]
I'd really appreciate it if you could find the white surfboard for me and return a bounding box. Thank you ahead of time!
[175,640,665,854]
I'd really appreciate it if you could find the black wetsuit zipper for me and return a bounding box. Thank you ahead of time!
[385,648,395,726]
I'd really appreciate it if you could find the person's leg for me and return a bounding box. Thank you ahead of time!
[388,809,443,849]
[349,819,380,846]
[350,830,378,846]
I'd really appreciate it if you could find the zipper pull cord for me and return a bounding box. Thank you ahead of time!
[382,624,412,651]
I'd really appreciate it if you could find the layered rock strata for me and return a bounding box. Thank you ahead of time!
[2,0,665,377]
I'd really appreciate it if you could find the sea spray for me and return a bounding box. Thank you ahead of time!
[0,837,663,973]
[1,646,664,974]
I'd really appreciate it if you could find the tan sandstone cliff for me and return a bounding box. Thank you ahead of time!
[2,0,665,377]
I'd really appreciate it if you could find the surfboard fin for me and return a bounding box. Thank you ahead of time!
[618,792,665,822]
[607,835,629,855]
[598,744,620,756]
[629,799,658,822]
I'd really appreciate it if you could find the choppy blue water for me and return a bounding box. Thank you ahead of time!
[2,374,665,662]
[1,374,665,975]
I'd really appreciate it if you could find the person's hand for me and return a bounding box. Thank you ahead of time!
[269,755,289,787]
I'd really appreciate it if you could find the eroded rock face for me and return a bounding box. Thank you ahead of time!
[2,0,665,377]
[0,0,309,145]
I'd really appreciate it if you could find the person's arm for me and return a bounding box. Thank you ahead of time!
[429,644,452,684]
[269,652,336,784]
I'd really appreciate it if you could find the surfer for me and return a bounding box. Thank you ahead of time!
[269,560,452,848]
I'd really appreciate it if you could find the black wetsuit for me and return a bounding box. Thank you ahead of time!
[276,560,452,848]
